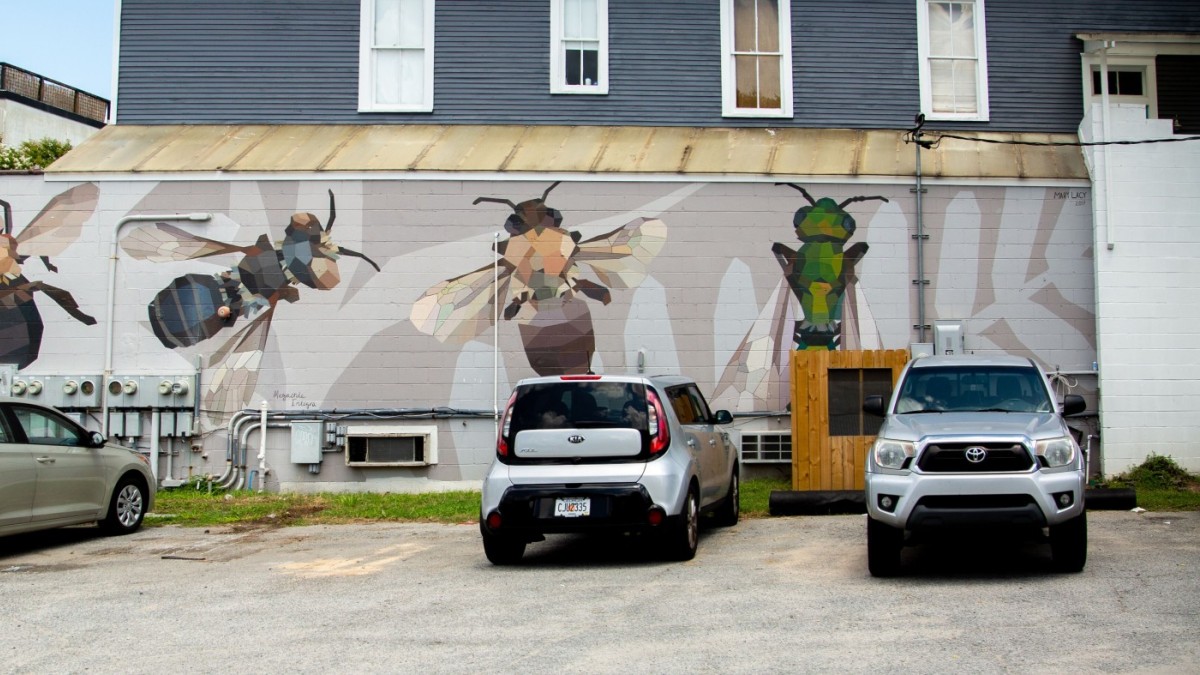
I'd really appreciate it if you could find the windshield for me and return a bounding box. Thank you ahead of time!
[894,366,1052,413]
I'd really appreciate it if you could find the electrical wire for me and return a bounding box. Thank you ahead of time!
[905,129,1200,150]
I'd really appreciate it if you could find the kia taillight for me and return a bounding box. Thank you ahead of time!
[496,391,517,457]
[647,389,670,455]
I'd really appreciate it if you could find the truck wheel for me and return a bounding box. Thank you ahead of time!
[867,517,903,577]
[713,468,739,527]
[1049,511,1087,573]
[480,523,526,565]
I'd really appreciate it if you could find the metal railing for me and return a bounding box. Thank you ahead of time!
[0,62,109,125]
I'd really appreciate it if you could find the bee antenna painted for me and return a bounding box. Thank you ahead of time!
[540,181,561,202]
[838,195,890,208]
[325,190,336,232]
[776,183,817,205]
[0,198,11,235]
[473,197,518,210]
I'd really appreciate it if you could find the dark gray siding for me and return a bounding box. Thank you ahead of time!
[117,0,1200,132]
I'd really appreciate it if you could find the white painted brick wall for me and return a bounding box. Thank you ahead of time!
[1083,104,1200,474]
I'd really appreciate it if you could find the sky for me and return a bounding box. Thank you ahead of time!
[0,0,116,99]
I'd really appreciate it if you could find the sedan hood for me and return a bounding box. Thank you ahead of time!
[882,411,1068,441]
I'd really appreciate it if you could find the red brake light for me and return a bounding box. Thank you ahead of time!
[559,375,602,380]
[647,390,670,455]
[496,391,517,457]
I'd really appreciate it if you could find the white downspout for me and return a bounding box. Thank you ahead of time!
[493,231,500,434]
[104,212,212,436]
[1098,41,1115,250]
[257,400,268,491]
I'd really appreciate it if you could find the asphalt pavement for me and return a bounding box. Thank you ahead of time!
[2,511,1197,673]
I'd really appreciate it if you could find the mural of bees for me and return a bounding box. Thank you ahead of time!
[119,190,379,416]
[0,183,100,368]
[411,182,667,376]
[715,184,888,410]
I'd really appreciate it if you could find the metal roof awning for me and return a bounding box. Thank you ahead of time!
[47,124,1089,180]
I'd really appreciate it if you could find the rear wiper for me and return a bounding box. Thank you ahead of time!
[899,409,946,414]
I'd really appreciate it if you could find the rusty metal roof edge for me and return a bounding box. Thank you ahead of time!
[48,124,1087,180]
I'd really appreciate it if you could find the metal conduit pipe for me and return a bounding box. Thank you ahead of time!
[104,212,212,436]
[235,421,289,490]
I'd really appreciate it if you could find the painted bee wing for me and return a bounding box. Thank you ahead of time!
[411,262,513,344]
[120,223,251,262]
[14,183,99,255]
[712,279,796,412]
[201,307,274,424]
[574,217,667,289]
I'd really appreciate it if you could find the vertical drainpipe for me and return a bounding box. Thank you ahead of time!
[1098,41,1116,250]
[493,231,500,436]
[911,117,930,343]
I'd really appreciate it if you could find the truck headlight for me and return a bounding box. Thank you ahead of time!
[872,439,914,470]
[1036,437,1076,468]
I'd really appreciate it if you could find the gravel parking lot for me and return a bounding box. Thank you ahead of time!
[2,511,1198,673]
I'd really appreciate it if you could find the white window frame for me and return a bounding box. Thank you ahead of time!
[1079,54,1158,120]
[358,0,436,113]
[720,0,794,118]
[550,0,609,95]
[916,0,990,122]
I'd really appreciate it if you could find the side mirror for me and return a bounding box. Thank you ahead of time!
[713,410,733,425]
[1062,394,1086,416]
[89,431,107,448]
[863,395,886,417]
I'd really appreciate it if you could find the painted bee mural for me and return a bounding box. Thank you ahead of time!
[119,190,379,416]
[715,184,888,410]
[773,183,888,350]
[411,182,667,375]
[0,183,100,368]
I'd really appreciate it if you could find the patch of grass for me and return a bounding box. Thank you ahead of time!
[741,477,790,518]
[152,478,792,528]
[1099,454,1200,512]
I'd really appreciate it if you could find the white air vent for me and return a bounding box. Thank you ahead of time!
[343,424,438,467]
[740,432,792,464]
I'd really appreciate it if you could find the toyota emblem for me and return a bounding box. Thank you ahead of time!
[568,435,585,444]
[965,446,987,463]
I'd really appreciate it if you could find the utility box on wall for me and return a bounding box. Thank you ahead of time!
[933,321,965,356]
[291,421,324,464]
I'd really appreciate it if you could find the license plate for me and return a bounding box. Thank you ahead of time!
[554,497,591,518]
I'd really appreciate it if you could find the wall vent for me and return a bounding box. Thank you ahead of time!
[342,424,438,467]
[740,432,792,464]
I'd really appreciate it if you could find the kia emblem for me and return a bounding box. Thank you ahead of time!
[568,435,585,444]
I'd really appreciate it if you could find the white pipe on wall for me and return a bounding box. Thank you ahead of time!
[104,212,212,436]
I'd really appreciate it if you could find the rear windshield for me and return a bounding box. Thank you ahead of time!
[896,366,1052,413]
[510,381,648,433]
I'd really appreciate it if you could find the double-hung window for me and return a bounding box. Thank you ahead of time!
[551,0,608,94]
[359,0,435,112]
[720,0,793,118]
[917,0,990,121]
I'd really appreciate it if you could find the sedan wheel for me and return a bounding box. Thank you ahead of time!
[100,477,147,535]
[664,487,699,561]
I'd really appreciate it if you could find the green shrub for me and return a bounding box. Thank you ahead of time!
[1110,453,1196,490]
[0,136,73,170]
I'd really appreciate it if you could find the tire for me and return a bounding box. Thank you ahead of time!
[100,475,147,535]
[713,467,740,527]
[867,517,903,577]
[664,486,699,561]
[1049,511,1087,573]
[480,523,526,565]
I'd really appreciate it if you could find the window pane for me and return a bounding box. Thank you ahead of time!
[564,46,600,86]
[758,55,781,108]
[828,370,860,437]
[928,2,974,58]
[375,0,423,48]
[733,0,757,51]
[757,0,779,52]
[735,54,759,108]
[375,49,424,105]
[931,59,977,113]
[1117,70,1144,96]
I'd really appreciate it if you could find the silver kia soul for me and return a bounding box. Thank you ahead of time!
[480,374,740,564]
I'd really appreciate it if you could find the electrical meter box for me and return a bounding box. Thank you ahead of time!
[290,421,325,464]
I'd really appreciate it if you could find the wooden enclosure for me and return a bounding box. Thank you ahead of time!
[789,349,910,491]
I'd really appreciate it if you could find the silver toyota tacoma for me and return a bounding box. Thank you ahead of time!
[862,355,1088,576]
[481,374,739,564]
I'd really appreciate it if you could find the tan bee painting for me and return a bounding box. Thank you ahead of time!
[411,183,667,375]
